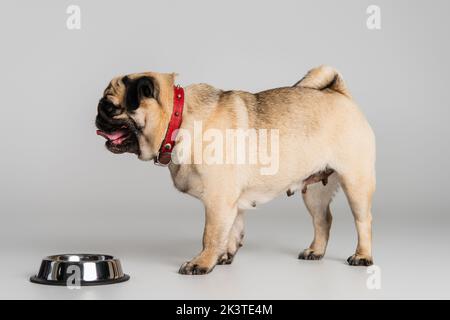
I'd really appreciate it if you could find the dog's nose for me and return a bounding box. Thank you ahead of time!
[98,98,120,118]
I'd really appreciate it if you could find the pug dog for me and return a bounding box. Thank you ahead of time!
[95,66,376,275]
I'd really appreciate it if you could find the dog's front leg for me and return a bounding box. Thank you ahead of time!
[179,200,238,275]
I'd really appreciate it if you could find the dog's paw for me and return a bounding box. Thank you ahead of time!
[217,252,235,265]
[298,249,324,260]
[178,259,215,275]
[347,254,373,266]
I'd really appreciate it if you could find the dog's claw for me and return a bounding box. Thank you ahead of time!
[347,254,373,266]
[298,250,324,260]
[218,252,235,265]
[178,261,212,275]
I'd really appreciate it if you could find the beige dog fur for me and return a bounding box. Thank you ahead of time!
[98,65,376,275]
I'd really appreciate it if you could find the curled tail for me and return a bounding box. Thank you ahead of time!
[294,65,351,98]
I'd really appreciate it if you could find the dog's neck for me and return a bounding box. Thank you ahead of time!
[154,85,185,166]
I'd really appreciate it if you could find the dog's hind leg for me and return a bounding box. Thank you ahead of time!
[299,172,339,260]
[218,210,245,265]
[339,169,375,266]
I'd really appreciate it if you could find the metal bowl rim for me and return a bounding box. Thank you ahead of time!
[42,253,117,262]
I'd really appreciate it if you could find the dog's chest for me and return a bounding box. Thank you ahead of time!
[169,165,204,199]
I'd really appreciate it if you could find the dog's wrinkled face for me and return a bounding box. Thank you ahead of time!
[95,72,175,160]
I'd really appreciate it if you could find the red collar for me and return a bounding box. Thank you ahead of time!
[154,85,184,166]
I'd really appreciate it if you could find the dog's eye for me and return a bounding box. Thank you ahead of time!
[141,85,152,98]
[125,76,157,111]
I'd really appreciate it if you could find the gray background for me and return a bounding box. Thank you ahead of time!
[0,0,449,299]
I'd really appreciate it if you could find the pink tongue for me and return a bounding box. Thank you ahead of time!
[96,129,128,141]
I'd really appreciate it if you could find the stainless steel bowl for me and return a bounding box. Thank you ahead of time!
[30,254,130,286]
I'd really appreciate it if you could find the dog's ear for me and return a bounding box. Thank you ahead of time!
[124,76,159,111]
[151,72,176,114]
